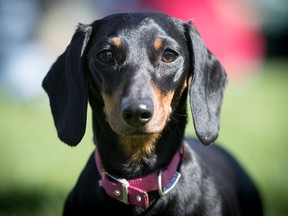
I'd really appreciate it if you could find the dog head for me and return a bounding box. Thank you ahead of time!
[42,12,227,148]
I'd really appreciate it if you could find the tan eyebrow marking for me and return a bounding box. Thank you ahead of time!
[111,37,121,48]
[154,38,163,50]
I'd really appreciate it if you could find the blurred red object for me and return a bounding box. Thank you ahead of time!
[143,0,265,82]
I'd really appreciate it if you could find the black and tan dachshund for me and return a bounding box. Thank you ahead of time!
[42,12,263,215]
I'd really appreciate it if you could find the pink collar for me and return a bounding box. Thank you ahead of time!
[95,145,184,209]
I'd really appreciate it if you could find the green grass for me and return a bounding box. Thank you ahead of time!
[1,59,288,215]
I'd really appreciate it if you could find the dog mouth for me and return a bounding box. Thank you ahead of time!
[115,127,158,137]
[125,129,154,137]
[105,109,168,137]
[104,110,163,136]
[104,104,167,159]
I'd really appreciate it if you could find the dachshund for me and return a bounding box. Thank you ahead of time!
[42,12,263,215]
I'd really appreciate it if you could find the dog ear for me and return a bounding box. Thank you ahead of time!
[42,24,92,146]
[184,21,228,145]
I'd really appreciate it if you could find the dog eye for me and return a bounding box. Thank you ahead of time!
[97,50,114,63]
[162,49,178,63]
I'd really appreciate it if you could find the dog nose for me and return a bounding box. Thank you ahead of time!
[121,97,154,127]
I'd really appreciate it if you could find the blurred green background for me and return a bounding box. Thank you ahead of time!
[1,0,288,215]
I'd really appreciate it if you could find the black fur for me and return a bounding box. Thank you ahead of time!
[42,12,263,215]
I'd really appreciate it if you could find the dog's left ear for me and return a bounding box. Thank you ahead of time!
[184,21,228,145]
[42,24,92,146]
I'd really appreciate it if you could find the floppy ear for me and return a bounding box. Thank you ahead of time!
[42,24,92,146]
[184,22,228,145]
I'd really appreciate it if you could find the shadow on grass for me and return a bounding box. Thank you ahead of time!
[0,188,65,216]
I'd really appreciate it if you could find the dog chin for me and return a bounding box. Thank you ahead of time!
[118,131,160,158]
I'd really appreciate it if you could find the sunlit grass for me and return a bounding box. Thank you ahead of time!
[0,59,288,215]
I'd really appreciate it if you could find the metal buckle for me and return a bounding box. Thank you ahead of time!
[103,172,130,204]
[158,170,165,197]
[158,170,181,197]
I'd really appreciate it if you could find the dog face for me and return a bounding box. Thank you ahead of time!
[42,12,227,149]
[86,13,191,150]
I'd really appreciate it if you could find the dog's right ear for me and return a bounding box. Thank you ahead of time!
[42,24,92,146]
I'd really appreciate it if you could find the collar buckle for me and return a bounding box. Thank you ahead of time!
[158,169,182,197]
[103,172,129,204]
[158,170,165,197]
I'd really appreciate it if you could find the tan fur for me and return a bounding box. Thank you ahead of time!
[111,37,121,48]
[119,134,159,162]
[154,38,163,50]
